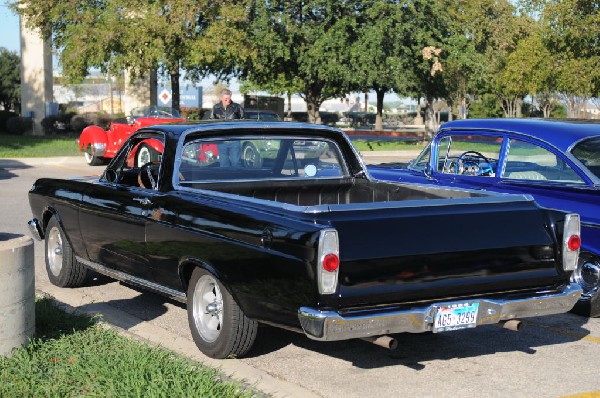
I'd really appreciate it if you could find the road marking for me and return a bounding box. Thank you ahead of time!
[561,392,600,398]
[49,163,100,174]
[524,320,600,345]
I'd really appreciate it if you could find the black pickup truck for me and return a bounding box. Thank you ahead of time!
[28,121,582,358]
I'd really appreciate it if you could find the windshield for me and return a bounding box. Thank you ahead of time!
[407,144,431,171]
[570,136,600,179]
[130,105,181,118]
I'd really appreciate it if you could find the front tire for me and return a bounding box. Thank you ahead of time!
[242,143,262,168]
[187,268,258,358]
[45,216,88,288]
[136,144,160,167]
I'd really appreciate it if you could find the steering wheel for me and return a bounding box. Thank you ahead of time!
[138,161,160,189]
[455,151,491,176]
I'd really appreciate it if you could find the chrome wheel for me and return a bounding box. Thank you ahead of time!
[573,252,600,295]
[137,145,151,167]
[242,144,261,168]
[192,274,223,343]
[84,151,93,164]
[46,226,63,277]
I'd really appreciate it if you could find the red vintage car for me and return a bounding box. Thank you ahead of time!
[78,106,186,166]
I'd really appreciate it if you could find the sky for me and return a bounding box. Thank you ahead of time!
[0,0,20,54]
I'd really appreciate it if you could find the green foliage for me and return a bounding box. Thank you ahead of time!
[352,139,426,152]
[4,117,33,135]
[13,0,600,125]
[551,103,568,118]
[0,48,20,112]
[243,1,365,123]
[0,297,256,397]
[469,94,504,118]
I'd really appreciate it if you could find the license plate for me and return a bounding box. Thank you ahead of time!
[433,302,479,333]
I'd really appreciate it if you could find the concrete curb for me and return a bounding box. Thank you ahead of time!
[38,288,320,398]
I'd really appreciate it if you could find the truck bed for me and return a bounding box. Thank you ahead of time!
[185,177,486,206]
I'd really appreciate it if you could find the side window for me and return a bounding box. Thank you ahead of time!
[436,135,502,177]
[503,139,584,183]
[103,134,164,189]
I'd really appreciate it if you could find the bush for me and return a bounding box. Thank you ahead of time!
[70,114,90,133]
[41,115,60,134]
[180,107,209,120]
[0,110,18,132]
[5,116,33,135]
[69,112,112,133]
[290,112,308,123]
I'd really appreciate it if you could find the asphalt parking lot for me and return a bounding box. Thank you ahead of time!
[1,155,599,398]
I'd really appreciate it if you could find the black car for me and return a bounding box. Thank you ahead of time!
[28,121,582,358]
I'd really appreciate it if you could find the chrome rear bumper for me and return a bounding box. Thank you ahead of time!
[298,284,582,341]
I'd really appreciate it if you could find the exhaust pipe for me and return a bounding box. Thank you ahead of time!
[500,319,523,332]
[361,335,398,350]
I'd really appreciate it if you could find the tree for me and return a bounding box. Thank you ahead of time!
[243,1,362,124]
[351,0,437,131]
[15,0,246,112]
[518,0,600,116]
[403,0,449,135]
[0,48,21,112]
[501,29,555,117]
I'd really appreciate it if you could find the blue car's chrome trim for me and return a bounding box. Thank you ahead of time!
[298,284,582,341]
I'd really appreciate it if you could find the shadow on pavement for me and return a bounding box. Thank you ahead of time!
[0,159,31,180]
[245,312,590,370]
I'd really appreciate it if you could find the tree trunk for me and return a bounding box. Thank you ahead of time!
[286,91,292,120]
[423,96,435,140]
[170,68,180,113]
[375,88,385,131]
[305,87,322,124]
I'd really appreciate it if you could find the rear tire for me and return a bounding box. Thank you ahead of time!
[187,268,258,358]
[45,216,88,288]
[84,149,105,166]
[570,252,600,317]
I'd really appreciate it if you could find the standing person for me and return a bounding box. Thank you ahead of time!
[210,89,245,120]
[210,89,245,166]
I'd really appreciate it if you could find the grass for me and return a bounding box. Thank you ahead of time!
[0,297,259,397]
[0,133,426,159]
[350,139,426,152]
[0,134,80,158]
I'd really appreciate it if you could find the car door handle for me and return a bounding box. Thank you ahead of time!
[133,198,152,206]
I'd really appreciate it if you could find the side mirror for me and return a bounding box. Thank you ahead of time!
[104,169,118,184]
[423,163,435,181]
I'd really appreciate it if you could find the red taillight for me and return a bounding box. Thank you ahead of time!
[323,253,339,272]
[567,235,581,251]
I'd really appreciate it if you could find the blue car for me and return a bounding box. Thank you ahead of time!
[369,118,600,317]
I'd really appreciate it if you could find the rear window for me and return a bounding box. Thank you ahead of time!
[177,137,347,183]
[570,136,600,179]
